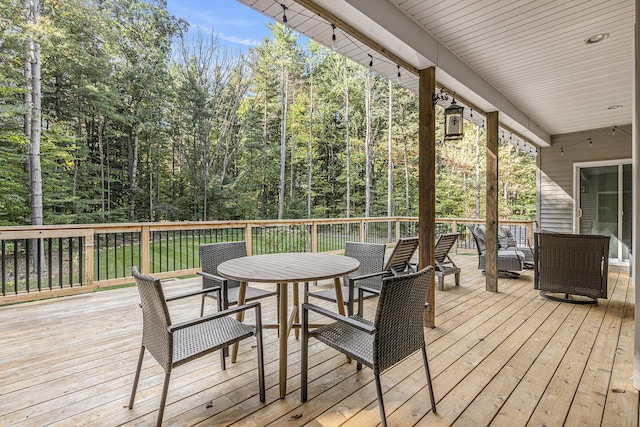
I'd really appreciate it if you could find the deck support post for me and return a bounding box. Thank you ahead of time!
[418,67,436,327]
[486,111,499,292]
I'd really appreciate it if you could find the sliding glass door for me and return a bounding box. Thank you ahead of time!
[575,160,632,264]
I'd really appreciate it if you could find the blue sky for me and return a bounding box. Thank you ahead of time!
[166,1,276,50]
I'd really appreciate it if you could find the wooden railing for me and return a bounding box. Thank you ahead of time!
[0,217,535,304]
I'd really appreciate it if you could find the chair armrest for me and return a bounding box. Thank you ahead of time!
[165,286,221,302]
[348,270,390,283]
[197,271,228,286]
[357,285,382,296]
[302,303,376,334]
[169,301,261,332]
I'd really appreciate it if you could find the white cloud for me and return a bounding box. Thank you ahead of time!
[218,34,260,47]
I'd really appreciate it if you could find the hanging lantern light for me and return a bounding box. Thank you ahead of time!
[444,97,464,140]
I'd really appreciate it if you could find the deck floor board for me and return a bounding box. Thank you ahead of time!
[0,253,636,426]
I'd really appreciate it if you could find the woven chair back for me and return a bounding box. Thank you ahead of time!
[200,241,247,290]
[344,241,386,290]
[373,266,433,372]
[132,266,173,371]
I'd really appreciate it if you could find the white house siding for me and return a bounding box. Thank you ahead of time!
[537,124,632,233]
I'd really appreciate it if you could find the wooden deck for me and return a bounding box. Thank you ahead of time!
[0,254,636,426]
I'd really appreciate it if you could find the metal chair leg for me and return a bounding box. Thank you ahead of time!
[301,305,309,402]
[254,303,266,402]
[422,345,437,413]
[374,372,387,427]
[156,371,171,427]
[128,346,145,409]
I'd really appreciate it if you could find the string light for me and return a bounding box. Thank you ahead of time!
[281,3,288,28]
[396,65,401,83]
[368,54,373,68]
[470,108,473,118]
[612,125,616,136]
[589,138,592,148]
[331,24,337,50]
[561,147,564,156]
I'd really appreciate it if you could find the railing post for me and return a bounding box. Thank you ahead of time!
[245,223,253,256]
[141,225,150,275]
[359,219,365,243]
[311,222,318,253]
[395,219,401,241]
[452,221,458,254]
[84,231,94,288]
[527,221,534,246]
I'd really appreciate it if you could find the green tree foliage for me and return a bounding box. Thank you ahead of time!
[0,1,537,226]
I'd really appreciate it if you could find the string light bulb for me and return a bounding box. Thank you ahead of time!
[470,108,473,118]
[561,147,564,156]
[589,138,593,148]
[612,125,616,136]
[368,54,373,68]
[396,65,401,83]
[331,24,337,51]
[281,3,288,28]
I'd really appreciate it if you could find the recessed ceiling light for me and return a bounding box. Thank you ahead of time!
[607,105,622,110]
[585,33,609,44]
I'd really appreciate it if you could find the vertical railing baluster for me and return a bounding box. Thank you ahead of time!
[14,240,19,294]
[58,238,63,288]
[1,240,6,296]
[68,237,73,286]
[25,239,30,293]
[106,234,110,280]
[47,239,52,290]
[78,237,83,285]
[121,233,125,279]
[36,238,41,291]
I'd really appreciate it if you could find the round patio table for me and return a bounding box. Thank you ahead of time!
[218,252,359,399]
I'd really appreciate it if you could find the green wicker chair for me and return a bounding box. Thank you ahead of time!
[129,267,265,427]
[301,267,437,427]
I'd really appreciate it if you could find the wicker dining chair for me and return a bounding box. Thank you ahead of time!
[199,241,279,316]
[305,241,386,316]
[301,267,437,426]
[129,267,265,427]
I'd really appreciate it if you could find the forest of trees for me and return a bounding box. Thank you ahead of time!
[0,0,536,227]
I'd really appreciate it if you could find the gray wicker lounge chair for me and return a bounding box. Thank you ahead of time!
[301,267,437,427]
[534,232,610,303]
[199,241,279,315]
[129,267,265,427]
[499,225,534,268]
[434,232,460,290]
[305,241,386,316]
[468,224,525,278]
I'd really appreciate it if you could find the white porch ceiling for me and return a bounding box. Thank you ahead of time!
[237,0,634,147]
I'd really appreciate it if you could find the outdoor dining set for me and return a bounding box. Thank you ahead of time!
[127,235,454,426]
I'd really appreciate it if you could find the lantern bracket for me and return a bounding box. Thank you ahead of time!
[433,91,449,107]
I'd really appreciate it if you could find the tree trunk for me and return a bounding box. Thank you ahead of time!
[127,124,139,221]
[278,63,288,220]
[307,75,313,219]
[97,116,106,221]
[26,0,43,228]
[475,124,481,219]
[26,0,43,275]
[364,70,373,237]
[344,59,351,233]
[387,80,393,241]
